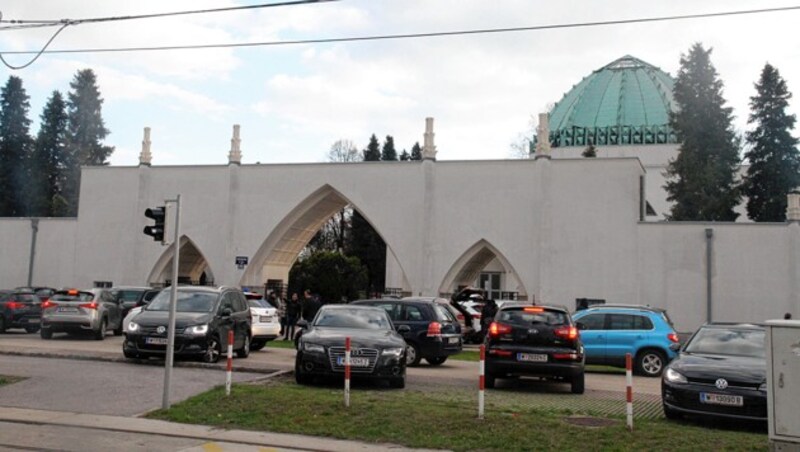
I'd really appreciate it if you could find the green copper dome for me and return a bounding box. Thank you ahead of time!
[547,55,678,148]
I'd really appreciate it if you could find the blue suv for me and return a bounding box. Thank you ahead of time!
[572,305,679,377]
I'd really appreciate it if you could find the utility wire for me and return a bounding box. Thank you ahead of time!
[0,22,72,69]
[1,4,799,61]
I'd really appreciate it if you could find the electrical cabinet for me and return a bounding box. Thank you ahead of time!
[766,320,800,449]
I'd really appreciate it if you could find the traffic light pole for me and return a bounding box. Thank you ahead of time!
[162,194,181,410]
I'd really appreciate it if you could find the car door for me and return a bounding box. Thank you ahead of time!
[216,292,237,349]
[400,303,430,346]
[231,291,251,347]
[101,290,122,328]
[575,313,607,364]
[604,313,649,366]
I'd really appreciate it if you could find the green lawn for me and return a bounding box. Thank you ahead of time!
[0,375,24,386]
[149,378,767,451]
[265,340,295,349]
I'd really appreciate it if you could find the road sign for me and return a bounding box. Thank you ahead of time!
[236,256,248,269]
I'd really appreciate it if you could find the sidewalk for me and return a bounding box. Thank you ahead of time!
[0,406,445,452]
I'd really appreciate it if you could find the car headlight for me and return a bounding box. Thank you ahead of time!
[381,347,404,357]
[303,342,325,354]
[128,322,139,332]
[664,368,687,384]
[185,324,209,335]
[759,382,768,392]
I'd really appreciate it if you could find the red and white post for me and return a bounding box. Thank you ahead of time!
[225,330,234,396]
[344,337,351,408]
[625,352,633,431]
[478,344,485,420]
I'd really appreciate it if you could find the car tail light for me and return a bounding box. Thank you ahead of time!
[41,300,56,309]
[524,306,544,313]
[488,349,513,357]
[456,314,464,320]
[554,326,579,341]
[668,332,679,343]
[6,301,24,310]
[553,352,581,360]
[489,322,512,337]
[79,301,98,310]
[427,321,442,337]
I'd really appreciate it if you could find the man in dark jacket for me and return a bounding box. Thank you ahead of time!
[285,292,301,340]
[480,299,498,339]
[301,289,321,322]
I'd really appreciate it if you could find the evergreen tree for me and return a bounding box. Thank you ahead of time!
[381,135,398,161]
[742,64,800,222]
[346,210,386,296]
[410,142,422,160]
[64,69,114,216]
[0,76,33,217]
[664,44,741,221]
[363,134,381,161]
[30,91,68,217]
[582,141,597,158]
[399,150,410,161]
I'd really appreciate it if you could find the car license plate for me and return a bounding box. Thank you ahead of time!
[337,357,370,367]
[517,353,548,363]
[27,318,40,324]
[448,337,460,344]
[58,307,78,313]
[146,337,169,345]
[260,315,274,323]
[700,392,743,407]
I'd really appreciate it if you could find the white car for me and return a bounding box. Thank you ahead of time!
[246,297,280,351]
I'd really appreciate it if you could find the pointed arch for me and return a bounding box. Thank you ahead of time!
[438,239,528,300]
[239,184,411,292]
[147,236,215,286]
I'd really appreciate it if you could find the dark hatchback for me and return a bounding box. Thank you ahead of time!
[123,286,252,363]
[111,286,159,318]
[295,305,407,388]
[662,323,767,421]
[485,303,585,393]
[351,298,462,366]
[0,290,41,333]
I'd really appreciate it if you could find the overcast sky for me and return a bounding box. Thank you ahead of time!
[1,0,799,166]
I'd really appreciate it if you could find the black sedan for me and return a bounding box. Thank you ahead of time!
[662,323,767,421]
[295,305,408,388]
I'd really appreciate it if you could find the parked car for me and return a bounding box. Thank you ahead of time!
[572,304,679,377]
[121,289,161,334]
[484,303,585,393]
[41,288,123,340]
[0,290,42,333]
[123,286,252,363]
[662,323,767,421]
[111,286,156,319]
[244,293,280,351]
[406,296,477,344]
[351,298,462,366]
[15,286,55,303]
[294,305,407,388]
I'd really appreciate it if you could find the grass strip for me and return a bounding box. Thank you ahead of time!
[0,375,24,386]
[148,378,766,451]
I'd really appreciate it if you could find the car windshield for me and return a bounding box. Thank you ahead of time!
[248,299,270,308]
[497,307,568,326]
[684,328,765,358]
[147,291,217,313]
[52,291,95,302]
[113,290,145,302]
[314,308,391,330]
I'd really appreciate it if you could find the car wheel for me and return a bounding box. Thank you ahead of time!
[123,347,139,360]
[485,372,496,389]
[295,358,311,385]
[236,335,250,358]
[94,318,107,341]
[636,349,666,377]
[40,328,52,339]
[571,373,585,394]
[25,326,40,334]
[202,336,222,363]
[389,376,406,389]
[0,316,6,333]
[426,356,447,366]
[405,343,422,367]
[663,404,682,420]
[250,339,267,351]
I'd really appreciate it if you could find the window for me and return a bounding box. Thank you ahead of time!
[372,302,401,321]
[232,293,248,312]
[633,315,653,330]
[607,314,652,330]
[479,272,502,300]
[93,281,113,288]
[578,314,606,330]
[433,304,456,322]
[403,305,425,321]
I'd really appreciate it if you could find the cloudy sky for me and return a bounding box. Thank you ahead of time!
[1,0,799,166]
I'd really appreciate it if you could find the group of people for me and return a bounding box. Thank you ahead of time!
[267,289,322,340]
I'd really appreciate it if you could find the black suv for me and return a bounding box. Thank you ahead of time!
[351,298,462,366]
[123,286,252,363]
[485,303,585,393]
[0,290,42,333]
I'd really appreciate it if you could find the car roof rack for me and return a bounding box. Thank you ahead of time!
[583,303,666,313]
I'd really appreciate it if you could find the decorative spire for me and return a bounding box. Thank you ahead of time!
[423,117,437,160]
[787,192,800,222]
[139,127,152,166]
[228,124,242,165]
[535,113,551,159]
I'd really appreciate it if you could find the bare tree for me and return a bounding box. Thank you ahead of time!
[327,139,361,163]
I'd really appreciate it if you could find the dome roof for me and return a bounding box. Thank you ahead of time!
[547,55,678,147]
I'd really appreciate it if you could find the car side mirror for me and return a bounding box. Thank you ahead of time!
[669,342,681,352]
[296,319,309,329]
[396,325,411,333]
[576,322,587,331]
[220,308,233,317]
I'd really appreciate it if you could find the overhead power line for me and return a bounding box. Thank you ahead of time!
[1,4,799,67]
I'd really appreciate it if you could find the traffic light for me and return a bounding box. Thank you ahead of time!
[144,206,166,243]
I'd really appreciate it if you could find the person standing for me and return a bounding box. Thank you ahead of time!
[270,292,286,337]
[285,292,301,340]
[301,289,320,322]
